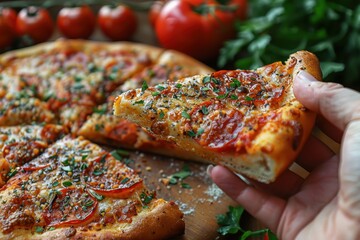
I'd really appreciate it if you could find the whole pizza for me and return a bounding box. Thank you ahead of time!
[0,39,213,239]
[0,39,321,239]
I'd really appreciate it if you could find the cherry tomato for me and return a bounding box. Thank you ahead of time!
[0,8,17,49]
[98,5,138,41]
[57,5,96,39]
[155,0,238,61]
[0,8,17,29]
[16,6,54,43]
[148,1,166,28]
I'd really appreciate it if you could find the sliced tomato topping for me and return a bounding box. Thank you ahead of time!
[189,101,244,151]
[83,154,143,198]
[44,187,98,227]
[3,141,48,166]
[22,164,50,172]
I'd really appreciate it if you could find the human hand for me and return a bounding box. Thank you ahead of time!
[208,70,360,239]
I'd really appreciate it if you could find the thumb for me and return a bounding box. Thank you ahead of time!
[293,70,360,131]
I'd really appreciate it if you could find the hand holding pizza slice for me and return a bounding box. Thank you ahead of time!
[114,51,322,183]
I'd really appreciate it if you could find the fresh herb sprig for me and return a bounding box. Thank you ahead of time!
[218,0,360,88]
[217,205,278,240]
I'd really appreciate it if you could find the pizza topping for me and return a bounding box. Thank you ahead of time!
[83,154,143,198]
[189,101,244,151]
[0,193,35,234]
[44,187,98,227]
[3,141,48,167]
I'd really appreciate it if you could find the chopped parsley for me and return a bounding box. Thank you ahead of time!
[62,181,72,187]
[7,168,18,178]
[245,96,254,101]
[151,91,160,96]
[181,110,191,119]
[93,105,107,115]
[35,226,44,233]
[201,106,209,115]
[168,164,191,185]
[141,81,148,92]
[202,76,211,84]
[156,85,165,91]
[159,110,165,119]
[175,83,182,88]
[88,189,104,201]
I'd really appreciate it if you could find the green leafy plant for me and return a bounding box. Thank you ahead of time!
[218,0,360,88]
[217,205,278,240]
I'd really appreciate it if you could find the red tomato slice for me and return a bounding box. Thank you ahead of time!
[83,154,143,198]
[189,101,244,151]
[44,187,98,227]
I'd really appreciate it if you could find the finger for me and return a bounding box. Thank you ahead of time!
[293,70,360,131]
[209,165,286,231]
[249,169,304,199]
[296,135,335,172]
[316,116,343,143]
[339,120,360,214]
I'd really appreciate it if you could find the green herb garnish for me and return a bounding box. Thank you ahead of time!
[181,110,191,119]
[217,206,278,240]
[141,81,148,92]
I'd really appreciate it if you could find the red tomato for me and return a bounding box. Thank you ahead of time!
[16,7,54,43]
[98,5,137,41]
[0,8,17,49]
[155,0,238,61]
[57,5,96,39]
[0,8,17,29]
[148,1,166,28]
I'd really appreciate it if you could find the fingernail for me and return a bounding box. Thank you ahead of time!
[206,165,214,176]
[296,70,318,83]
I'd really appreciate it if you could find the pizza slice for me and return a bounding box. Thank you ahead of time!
[0,97,56,126]
[113,51,322,183]
[78,50,213,159]
[0,136,184,239]
[0,124,67,186]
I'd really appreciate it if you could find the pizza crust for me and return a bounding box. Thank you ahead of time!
[0,199,184,240]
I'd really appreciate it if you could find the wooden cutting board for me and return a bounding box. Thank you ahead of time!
[124,150,263,240]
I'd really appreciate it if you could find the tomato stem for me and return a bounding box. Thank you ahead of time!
[26,6,39,17]
[192,3,237,15]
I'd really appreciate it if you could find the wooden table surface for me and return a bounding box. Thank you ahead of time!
[124,150,263,240]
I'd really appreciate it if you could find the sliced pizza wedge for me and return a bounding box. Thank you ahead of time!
[0,136,184,239]
[78,49,213,159]
[0,124,67,186]
[114,51,322,183]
